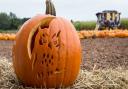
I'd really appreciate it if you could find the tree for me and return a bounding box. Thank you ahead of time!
[0,12,30,30]
[21,18,30,23]
[9,12,22,29]
[0,12,11,29]
[10,12,17,19]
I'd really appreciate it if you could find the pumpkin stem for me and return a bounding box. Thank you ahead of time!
[45,0,56,16]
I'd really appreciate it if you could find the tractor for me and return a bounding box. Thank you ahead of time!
[95,10,121,30]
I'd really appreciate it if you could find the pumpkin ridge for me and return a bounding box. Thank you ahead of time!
[59,18,69,87]
[68,24,80,84]
[68,27,75,85]
[63,18,73,86]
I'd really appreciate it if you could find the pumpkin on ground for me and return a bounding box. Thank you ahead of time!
[12,0,82,88]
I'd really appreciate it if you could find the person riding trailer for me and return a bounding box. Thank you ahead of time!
[109,18,115,27]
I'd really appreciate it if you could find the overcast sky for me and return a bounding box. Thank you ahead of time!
[0,0,128,21]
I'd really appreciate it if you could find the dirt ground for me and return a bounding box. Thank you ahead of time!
[0,40,13,61]
[0,38,128,70]
[81,38,128,70]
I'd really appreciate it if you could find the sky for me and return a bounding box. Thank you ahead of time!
[0,0,128,21]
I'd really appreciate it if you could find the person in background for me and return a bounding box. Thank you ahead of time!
[109,18,115,29]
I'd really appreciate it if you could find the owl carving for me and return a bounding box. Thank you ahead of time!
[30,26,63,87]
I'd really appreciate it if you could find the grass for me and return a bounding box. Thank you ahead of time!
[0,57,128,89]
[73,21,96,31]
[0,29,18,33]
[119,18,128,29]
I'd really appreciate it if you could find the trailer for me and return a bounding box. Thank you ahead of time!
[95,10,121,30]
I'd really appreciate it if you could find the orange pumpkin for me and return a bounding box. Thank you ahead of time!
[13,0,81,88]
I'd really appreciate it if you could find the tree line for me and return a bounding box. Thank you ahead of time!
[0,12,29,30]
[0,12,128,31]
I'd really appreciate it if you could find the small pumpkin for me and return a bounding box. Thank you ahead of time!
[13,0,81,88]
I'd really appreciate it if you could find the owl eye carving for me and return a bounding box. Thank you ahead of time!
[48,42,52,49]
[51,30,61,48]
[39,35,47,45]
[57,30,61,37]
[39,36,43,45]
[38,28,49,45]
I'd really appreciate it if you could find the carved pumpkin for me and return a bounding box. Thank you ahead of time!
[13,0,81,88]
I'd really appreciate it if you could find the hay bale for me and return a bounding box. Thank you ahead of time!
[0,57,128,89]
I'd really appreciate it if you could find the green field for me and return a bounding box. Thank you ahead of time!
[73,18,128,31]
[73,21,96,31]
[0,29,17,33]
[119,18,128,29]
